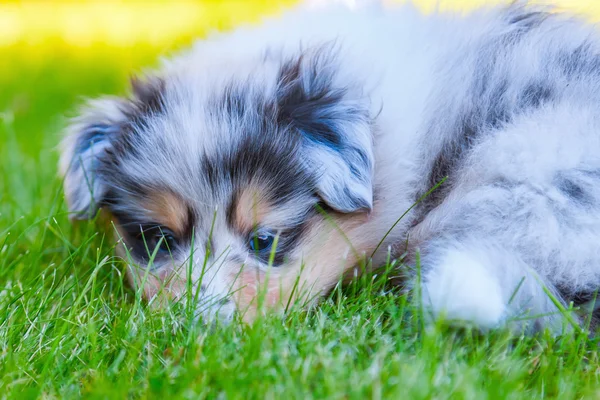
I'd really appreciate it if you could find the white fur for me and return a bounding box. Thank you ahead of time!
[422,247,506,329]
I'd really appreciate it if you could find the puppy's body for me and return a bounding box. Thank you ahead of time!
[61,3,600,331]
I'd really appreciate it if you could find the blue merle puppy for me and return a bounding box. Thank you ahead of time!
[60,2,600,331]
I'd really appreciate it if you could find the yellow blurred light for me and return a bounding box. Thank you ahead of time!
[0,1,598,49]
[0,2,296,48]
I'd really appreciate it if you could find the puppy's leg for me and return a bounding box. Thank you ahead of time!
[417,239,565,333]
[408,180,590,333]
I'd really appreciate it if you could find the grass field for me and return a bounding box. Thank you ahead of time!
[2,0,600,398]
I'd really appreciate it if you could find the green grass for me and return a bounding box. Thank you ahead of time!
[2,11,600,400]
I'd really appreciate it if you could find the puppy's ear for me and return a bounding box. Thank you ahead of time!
[277,48,374,213]
[59,97,126,219]
[60,75,165,219]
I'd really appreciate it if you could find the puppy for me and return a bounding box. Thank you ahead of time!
[60,2,600,332]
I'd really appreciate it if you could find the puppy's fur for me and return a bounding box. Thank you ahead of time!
[61,2,600,331]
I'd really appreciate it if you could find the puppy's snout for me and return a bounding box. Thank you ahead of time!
[197,283,232,305]
[195,286,236,323]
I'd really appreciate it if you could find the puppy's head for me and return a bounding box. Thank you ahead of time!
[60,45,375,321]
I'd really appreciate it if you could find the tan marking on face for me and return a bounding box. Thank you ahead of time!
[229,206,398,323]
[226,214,355,321]
[142,190,189,237]
[234,186,272,232]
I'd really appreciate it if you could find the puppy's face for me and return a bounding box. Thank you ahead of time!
[60,45,375,321]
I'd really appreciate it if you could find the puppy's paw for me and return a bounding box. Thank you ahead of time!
[421,248,506,329]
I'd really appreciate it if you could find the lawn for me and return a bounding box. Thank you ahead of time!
[1,1,600,398]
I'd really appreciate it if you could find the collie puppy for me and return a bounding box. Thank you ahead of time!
[60,2,600,332]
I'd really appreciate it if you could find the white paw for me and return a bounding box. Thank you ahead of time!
[421,248,506,329]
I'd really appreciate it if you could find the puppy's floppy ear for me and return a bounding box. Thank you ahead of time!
[277,46,374,213]
[59,97,126,219]
[60,75,165,219]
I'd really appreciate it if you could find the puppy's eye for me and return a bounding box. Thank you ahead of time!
[137,226,178,256]
[248,231,275,253]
